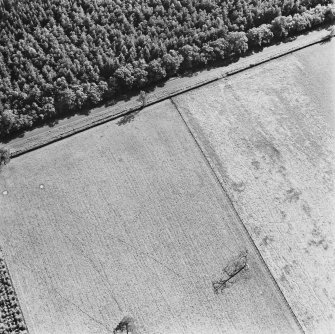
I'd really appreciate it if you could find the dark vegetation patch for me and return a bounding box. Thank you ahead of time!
[0,148,10,170]
[0,0,334,139]
[0,248,27,334]
[212,250,248,293]
[113,316,136,334]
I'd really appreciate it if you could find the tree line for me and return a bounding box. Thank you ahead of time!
[0,0,334,138]
[0,249,27,333]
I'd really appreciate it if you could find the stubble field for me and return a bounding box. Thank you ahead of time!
[173,39,335,333]
[0,100,301,333]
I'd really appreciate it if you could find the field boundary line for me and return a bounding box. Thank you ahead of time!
[7,28,332,158]
[170,97,306,334]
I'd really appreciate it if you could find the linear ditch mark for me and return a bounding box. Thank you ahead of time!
[7,32,330,159]
[170,97,305,334]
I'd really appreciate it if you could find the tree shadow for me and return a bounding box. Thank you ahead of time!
[113,316,136,334]
[116,110,141,126]
[46,119,59,127]
[283,36,297,43]
[105,99,117,107]
[120,93,131,102]
[320,35,333,44]
[320,26,334,45]
[157,81,166,87]
[182,70,200,77]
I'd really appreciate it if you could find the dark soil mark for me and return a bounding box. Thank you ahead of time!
[117,110,141,126]
[212,251,248,294]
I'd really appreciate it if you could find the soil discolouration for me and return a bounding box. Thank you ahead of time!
[255,140,282,165]
[284,188,301,203]
[308,227,329,250]
[283,264,292,275]
[251,160,260,170]
[302,203,312,217]
[280,274,288,283]
[231,181,246,193]
[261,235,274,247]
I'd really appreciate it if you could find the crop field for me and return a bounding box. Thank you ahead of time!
[0,100,301,333]
[173,39,335,333]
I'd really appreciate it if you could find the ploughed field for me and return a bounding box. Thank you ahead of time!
[0,101,301,333]
[173,38,335,333]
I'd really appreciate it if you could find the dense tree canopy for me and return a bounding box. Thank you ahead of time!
[0,147,10,167]
[0,0,334,138]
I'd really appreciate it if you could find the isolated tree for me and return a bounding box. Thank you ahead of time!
[326,25,335,39]
[139,90,147,108]
[0,147,10,169]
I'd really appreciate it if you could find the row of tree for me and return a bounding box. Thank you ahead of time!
[0,249,27,333]
[0,0,334,138]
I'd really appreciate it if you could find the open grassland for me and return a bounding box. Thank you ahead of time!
[0,100,301,334]
[173,39,335,333]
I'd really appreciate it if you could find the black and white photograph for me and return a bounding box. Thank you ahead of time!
[0,0,334,333]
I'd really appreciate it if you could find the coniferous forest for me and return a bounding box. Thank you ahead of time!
[0,0,334,138]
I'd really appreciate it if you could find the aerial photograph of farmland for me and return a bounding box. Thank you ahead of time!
[0,0,334,333]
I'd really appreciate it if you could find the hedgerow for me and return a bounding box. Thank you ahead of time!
[0,249,27,334]
[0,0,334,138]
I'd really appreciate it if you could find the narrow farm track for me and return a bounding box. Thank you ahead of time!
[0,100,302,334]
